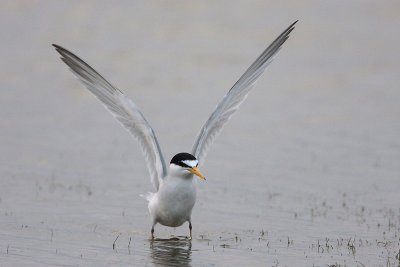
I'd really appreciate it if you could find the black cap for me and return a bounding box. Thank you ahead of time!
[170,152,198,168]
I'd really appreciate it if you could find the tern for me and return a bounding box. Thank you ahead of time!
[53,20,297,240]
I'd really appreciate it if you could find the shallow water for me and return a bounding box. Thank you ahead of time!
[1,1,400,266]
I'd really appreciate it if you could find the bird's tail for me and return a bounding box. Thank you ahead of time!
[139,192,155,202]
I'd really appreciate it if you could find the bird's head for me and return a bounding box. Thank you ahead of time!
[169,152,206,180]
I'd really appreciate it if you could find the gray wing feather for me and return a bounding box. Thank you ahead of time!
[53,44,167,190]
[192,21,297,164]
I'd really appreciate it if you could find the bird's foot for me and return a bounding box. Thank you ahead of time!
[189,222,193,240]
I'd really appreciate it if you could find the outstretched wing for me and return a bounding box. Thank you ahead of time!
[192,21,297,164]
[53,44,167,191]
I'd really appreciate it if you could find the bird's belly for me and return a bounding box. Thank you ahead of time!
[157,206,192,227]
[151,179,196,227]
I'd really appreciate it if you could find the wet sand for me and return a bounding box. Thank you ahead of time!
[1,1,399,266]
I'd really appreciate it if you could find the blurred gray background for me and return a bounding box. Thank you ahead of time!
[0,1,399,266]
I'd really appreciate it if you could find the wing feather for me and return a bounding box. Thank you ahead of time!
[192,21,297,164]
[53,44,167,190]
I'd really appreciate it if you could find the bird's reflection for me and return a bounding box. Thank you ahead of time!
[150,237,192,267]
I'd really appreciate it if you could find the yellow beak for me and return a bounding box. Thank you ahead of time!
[189,167,206,180]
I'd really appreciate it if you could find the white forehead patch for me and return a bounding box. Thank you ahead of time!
[182,160,198,168]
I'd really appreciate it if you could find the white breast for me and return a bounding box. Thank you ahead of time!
[148,174,197,227]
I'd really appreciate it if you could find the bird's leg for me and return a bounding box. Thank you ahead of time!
[151,226,155,240]
[189,221,192,240]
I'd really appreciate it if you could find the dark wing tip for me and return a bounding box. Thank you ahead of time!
[52,44,69,56]
[286,20,299,34]
[291,20,299,28]
[285,20,298,35]
[52,43,62,51]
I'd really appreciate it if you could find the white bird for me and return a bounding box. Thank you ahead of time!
[53,20,297,240]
